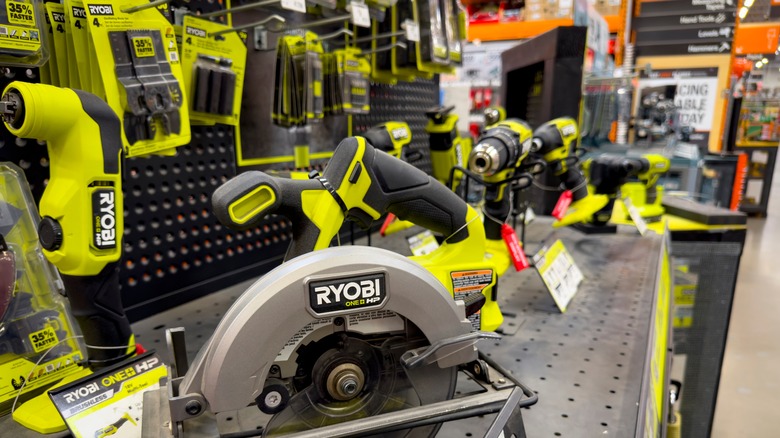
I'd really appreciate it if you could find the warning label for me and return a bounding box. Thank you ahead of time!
[276,318,332,361]
[451,270,493,293]
[348,310,404,334]
[451,270,493,331]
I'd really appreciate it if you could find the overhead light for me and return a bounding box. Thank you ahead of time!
[756,61,763,68]
[739,6,748,18]
[763,57,769,63]
[744,0,754,7]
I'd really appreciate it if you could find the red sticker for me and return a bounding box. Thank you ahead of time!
[552,190,573,220]
[501,223,530,272]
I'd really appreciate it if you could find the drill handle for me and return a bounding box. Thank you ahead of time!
[62,262,134,369]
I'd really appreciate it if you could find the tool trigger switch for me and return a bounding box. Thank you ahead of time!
[38,217,63,251]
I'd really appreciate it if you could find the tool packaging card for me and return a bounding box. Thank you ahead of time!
[49,352,166,438]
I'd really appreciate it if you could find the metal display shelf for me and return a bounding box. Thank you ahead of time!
[2,221,668,437]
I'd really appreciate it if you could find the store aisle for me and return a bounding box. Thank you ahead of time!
[712,162,780,437]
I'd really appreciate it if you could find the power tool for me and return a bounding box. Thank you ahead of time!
[425,106,472,192]
[576,153,670,232]
[0,83,135,432]
[619,154,671,221]
[483,106,506,127]
[94,412,137,438]
[362,121,413,160]
[147,137,535,437]
[529,118,609,228]
[467,119,534,275]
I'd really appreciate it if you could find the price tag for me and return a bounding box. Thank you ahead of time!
[351,1,370,28]
[534,240,583,312]
[403,19,420,42]
[281,0,306,13]
[501,224,529,272]
[551,190,573,220]
[623,197,648,236]
[407,230,440,256]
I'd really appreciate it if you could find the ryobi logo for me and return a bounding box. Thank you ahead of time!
[71,6,86,18]
[186,26,206,38]
[308,273,386,314]
[63,382,100,404]
[561,124,576,137]
[92,188,116,249]
[88,4,114,15]
[51,11,65,22]
[391,127,409,140]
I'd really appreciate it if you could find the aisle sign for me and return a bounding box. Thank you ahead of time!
[533,240,583,312]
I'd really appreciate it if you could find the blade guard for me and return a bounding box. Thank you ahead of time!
[176,246,478,415]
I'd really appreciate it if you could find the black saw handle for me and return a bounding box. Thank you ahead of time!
[212,137,471,259]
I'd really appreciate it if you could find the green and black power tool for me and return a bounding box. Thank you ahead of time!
[467,119,534,275]
[425,106,472,192]
[0,83,135,432]
[577,153,670,232]
[362,121,413,160]
[529,117,609,228]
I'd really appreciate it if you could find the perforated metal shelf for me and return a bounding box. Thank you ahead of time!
[128,220,663,437]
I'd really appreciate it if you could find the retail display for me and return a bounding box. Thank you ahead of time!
[0,0,759,436]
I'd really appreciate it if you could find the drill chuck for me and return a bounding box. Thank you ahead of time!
[468,125,527,177]
[469,140,504,176]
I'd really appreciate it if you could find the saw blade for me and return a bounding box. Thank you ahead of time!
[263,317,457,437]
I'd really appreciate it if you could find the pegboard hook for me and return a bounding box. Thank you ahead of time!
[122,0,172,14]
[199,0,281,19]
[210,14,286,37]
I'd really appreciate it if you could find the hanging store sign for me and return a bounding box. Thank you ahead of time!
[636,41,731,56]
[633,11,736,30]
[637,67,720,149]
[635,26,734,44]
[639,0,736,15]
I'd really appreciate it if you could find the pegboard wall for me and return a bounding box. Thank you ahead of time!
[0,75,441,321]
[352,79,439,176]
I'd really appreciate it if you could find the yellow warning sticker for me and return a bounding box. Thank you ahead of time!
[7,1,36,26]
[29,327,59,353]
[131,36,154,57]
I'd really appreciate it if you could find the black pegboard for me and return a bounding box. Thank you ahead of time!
[352,78,439,175]
[121,124,291,321]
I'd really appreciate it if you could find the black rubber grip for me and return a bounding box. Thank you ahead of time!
[562,167,589,202]
[483,197,510,241]
[62,262,134,369]
[337,138,471,243]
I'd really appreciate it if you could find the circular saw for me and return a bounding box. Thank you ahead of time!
[145,137,537,437]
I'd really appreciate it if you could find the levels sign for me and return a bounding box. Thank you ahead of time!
[635,26,734,44]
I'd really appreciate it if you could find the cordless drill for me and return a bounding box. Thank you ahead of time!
[468,119,533,271]
[425,106,472,192]
[530,118,609,228]
[580,154,669,229]
[1,83,135,431]
[362,121,412,160]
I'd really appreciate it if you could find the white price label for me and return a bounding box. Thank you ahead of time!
[404,19,420,42]
[281,0,306,13]
[535,240,583,313]
[351,2,370,28]
[623,197,648,236]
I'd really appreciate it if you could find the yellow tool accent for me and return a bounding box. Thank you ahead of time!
[426,106,469,190]
[294,145,311,168]
[228,185,277,225]
[553,191,610,228]
[12,367,93,433]
[3,82,123,275]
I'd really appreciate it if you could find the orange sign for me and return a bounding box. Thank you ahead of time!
[734,24,780,54]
